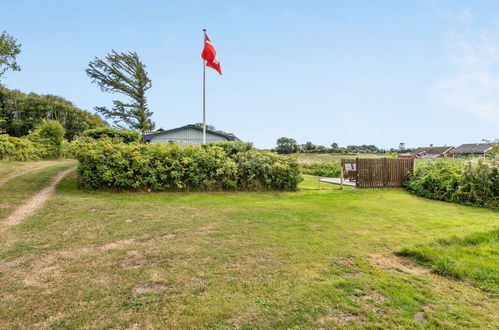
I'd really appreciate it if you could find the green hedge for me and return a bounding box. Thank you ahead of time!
[74,139,302,191]
[0,120,66,161]
[405,157,499,208]
[0,134,64,161]
[83,127,141,143]
[0,134,40,161]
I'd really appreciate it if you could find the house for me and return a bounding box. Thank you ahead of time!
[398,146,454,159]
[452,143,493,157]
[144,124,241,144]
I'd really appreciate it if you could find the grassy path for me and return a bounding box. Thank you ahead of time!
[0,166,76,231]
[0,167,497,328]
[0,161,61,186]
[0,161,77,222]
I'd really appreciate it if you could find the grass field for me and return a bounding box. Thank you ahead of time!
[399,229,498,294]
[296,153,383,164]
[0,160,498,328]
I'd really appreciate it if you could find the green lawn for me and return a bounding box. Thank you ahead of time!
[0,161,77,219]
[399,229,498,294]
[0,161,498,328]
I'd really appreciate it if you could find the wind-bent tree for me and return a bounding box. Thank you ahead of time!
[85,51,154,138]
[0,31,21,82]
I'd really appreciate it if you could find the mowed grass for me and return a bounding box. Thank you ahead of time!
[399,229,498,294]
[0,163,498,328]
[0,160,63,185]
[0,160,77,219]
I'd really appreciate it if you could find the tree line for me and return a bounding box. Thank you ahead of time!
[274,137,413,155]
[0,87,106,140]
[1,30,155,140]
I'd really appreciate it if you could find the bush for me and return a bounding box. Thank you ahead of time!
[0,134,40,161]
[61,140,77,159]
[456,157,499,207]
[83,127,140,143]
[300,161,341,177]
[74,140,302,191]
[0,121,69,161]
[27,120,66,159]
[405,157,499,208]
[235,150,302,190]
[204,141,253,156]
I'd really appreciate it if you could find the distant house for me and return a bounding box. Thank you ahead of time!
[452,143,493,157]
[144,124,240,144]
[398,146,454,159]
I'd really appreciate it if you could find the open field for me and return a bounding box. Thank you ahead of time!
[296,153,383,164]
[0,160,498,328]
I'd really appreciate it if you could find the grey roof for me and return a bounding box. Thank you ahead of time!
[144,124,241,141]
[452,143,492,154]
[411,146,454,156]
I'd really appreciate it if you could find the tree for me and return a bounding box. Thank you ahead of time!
[0,86,106,139]
[86,51,153,138]
[331,142,339,149]
[302,141,316,151]
[0,31,21,82]
[275,137,299,154]
[398,142,406,151]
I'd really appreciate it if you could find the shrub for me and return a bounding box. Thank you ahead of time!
[204,141,253,156]
[0,134,40,161]
[0,121,69,161]
[235,150,302,190]
[456,157,499,207]
[61,140,77,159]
[74,140,302,191]
[490,143,499,156]
[83,127,140,143]
[405,157,499,208]
[27,120,66,159]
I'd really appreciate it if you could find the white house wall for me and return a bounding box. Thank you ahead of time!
[149,127,228,144]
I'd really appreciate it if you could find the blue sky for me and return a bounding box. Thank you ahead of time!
[3,0,499,148]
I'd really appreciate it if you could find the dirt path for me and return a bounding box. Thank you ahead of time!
[0,161,61,187]
[0,166,76,232]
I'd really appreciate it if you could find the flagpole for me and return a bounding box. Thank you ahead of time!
[202,28,207,144]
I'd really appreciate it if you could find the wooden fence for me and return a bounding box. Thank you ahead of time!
[355,158,414,188]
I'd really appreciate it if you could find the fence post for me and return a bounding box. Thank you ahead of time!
[340,165,344,190]
[383,157,388,187]
[356,157,359,188]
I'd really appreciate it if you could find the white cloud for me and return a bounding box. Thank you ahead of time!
[431,19,499,123]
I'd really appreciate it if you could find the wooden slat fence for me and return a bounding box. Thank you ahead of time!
[354,158,414,188]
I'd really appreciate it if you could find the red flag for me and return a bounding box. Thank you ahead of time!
[202,33,222,75]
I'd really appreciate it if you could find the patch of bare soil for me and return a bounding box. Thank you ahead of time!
[370,253,430,275]
[319,311,362,325]
[132,282,169,294]
[0,166,76,231]
[414,311,427,325]
[336,258,357,268]
[122,251,159,269]
[351,290,388,303]
[160,233,176,239]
